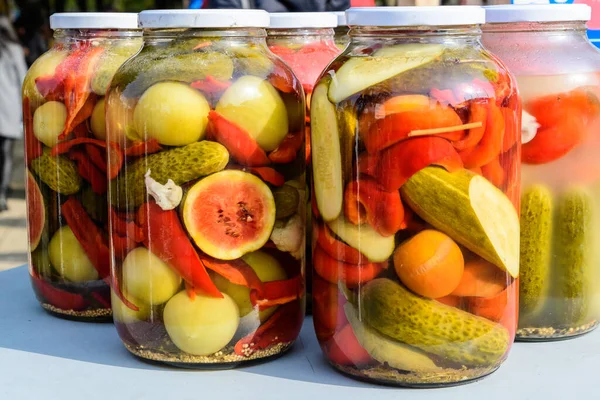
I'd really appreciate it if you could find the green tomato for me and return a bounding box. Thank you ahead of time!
[134,82,210,146]
[48,226,99,282]
[111,290,150,324]
[23,50,68,106]
[164,290,239,356]
[33,101,67,147]
[122,247,182,306]
[91,98,106,140]
[212,250,287,322]
[216,76,288,152]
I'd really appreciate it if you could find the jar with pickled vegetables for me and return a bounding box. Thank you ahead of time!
[333,12,349,49]
[23,13,141,321]
[267,12,340,314]
[107,10,306,368]
[483,4,600,341]
[311,7,520,386]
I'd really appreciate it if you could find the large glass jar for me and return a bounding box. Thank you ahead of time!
[267,12,340,314]
[107,10,306,368]
[23,13,141,321]
[310,7,520,387]
[483,4,600,341]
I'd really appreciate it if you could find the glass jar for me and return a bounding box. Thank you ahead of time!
[267,12,340,314]
[483,4,600,341]
[334,12,350,49]
[107,10,306,368]
[310,7,520,387]
[23,13,141,321]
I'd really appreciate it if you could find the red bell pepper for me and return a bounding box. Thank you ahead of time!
[249,275,303,310]
[452,99,489,151]
[198,253,264,292]
[112,232,137,262]
[31,271,88,311]
[327,323,373,367]
[249,167,285,187]
[314,245,387,288]
[312,274,342,342]
[125,139,162,157]
[23,97,43,165]
[70,94,97,129]
[35,75,64,101]
[69,149,107,195]
[51,137,107,156]
[267,63,296,94]
[207,111,270,166]
[501,106,519,153]
[138,202,222,298]
[268,131,303,164]
[52,137,123,179]
[87,144,107,172]
[481,157,505,188]
[234,301,302,356]
[61,197,110,279]
[314,223,368,265]
[357,152,377,177]
[110,207,145,243]
[190,75,232,93]
[459,102,505,168]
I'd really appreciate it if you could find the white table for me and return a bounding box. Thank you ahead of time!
[0,265,597,400]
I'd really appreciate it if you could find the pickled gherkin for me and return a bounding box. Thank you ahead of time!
[31,149,81,195]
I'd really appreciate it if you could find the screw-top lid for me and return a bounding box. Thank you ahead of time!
[50,13,139,29]
[484,5,591,23]
[334,11,347,27]
[346,6,485,27]
[138,9,270,28]
[268,12,338,29]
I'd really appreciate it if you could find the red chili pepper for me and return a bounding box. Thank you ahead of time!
[52,137,123,179]
[51,137,107,156]
[249,167,285,187]
[73,122,90,139]
[234,301,302,356]
[249,275,303,310]
[207,111,270,166]
[70,94,97,130]
[190,76,232,93]
[268,131,303,164]
[70,149,107,194]
[125,139,162,157]
[61,197,111,279]
[87,144,107,172]
[112,232,137,262]
[110,207,145,243]
[314,245,387,288]
[35,75,64,101]
[198,253,264,292]
[23,97,43,165]
[138,202,223,298]
[31,271,88,311]
[61,46,104,138]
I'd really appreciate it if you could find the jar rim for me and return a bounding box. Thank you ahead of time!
[49,13,138,30]
[138,9,270,29]
[268,12,337,29]
[483,4,591,24]
[346,6,485,27]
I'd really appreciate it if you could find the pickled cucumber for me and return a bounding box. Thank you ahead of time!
[273,184,300,220]
[344,303,440,373]
[519,185,553,325]
[339,105,357,183]
[31,149,82,195]
[360,278,510,367]
[228,45,274,77]
[553,188,594,327]
[110,141,229,209]
[92,52,135,96]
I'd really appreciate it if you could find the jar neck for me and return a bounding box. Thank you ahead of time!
[143,27,268,46]
[53,29,141,43]
[349,25,482,45]
[267,28,335,39]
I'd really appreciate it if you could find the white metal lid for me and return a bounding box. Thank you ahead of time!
[138,10,270,29]
[346,6,485,27]
[50,13,138,29]
[334,11,347,27]
[268,12,338,29]
[484,5,591,23]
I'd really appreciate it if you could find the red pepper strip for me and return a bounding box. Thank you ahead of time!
[31,271,88,311]
[268,131,303,164]
[267,64,296,94]
[207,111,270,166]
[70,94,97,130]
[249,167,285,187]
[112,232,137,262]
[61,46,104,138]
[314,223,368,265]
[459,102,505,168]
[501,107,519,153]
[481,157,505,188]
[190,76,232,93]
[35,75,64,101]
[23,97,43,165]
[344,178,406,237]
[125,139,162,157]
[70,150,107,195]
[138,202,223,298]
[193,41,213,50]
[234,301,302,356]
[314,245,387,288]
[110,208,145,243]
[107,142,124,180]
[198,253,264,293]
[61,197,111,279]
[452,99,489,151]
[357,152,377,177]
[51,137,107,156]
[73,122,90,138]
[249,275,303,310]
[91,291,111,309]
[87,144,107,172]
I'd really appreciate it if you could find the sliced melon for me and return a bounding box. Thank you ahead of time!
[311,80,343,222]
[344,303,440,373]
[328,44,444,104]
[327,216,394,262]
